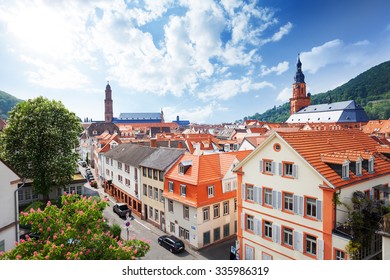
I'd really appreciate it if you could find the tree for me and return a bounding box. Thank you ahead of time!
[0,194,150,260]
[0,97,83,199]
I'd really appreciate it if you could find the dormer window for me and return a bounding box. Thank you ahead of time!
[342,162,349,180]
[179,160,192,174]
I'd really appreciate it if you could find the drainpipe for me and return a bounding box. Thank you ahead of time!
[14,178,26,243]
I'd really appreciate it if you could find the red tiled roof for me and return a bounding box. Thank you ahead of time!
[278,130,390,188]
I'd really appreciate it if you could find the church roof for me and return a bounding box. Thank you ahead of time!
[286,100,369,123]
[118,112,162,120]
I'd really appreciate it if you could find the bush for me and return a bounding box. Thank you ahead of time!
[110,223,122,240]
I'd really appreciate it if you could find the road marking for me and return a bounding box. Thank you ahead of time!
[134,218,151,230]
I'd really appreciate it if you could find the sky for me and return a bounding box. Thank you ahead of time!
[0,0,389,124]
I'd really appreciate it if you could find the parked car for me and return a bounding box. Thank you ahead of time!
[86,174,94,181]
[158,235,185,253]
[78,160,87,167]
[113,203,131,218]
[86,168,92,175]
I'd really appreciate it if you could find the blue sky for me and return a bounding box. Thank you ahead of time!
[0,0,389,124]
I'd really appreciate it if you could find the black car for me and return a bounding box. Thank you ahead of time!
[113,203,131,218]
[86,174,94,181]
[158,235,185,253]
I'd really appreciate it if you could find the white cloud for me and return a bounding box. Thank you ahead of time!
[164,101,227,123]
[261,61,289,76]
[300,39,373,74]
[276,87,291,102]
[198,78,274,101]
[20,56,90,90]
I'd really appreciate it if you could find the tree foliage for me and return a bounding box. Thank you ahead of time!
[243,60,390,122]
[0,194,150,260]
[0,96,83,198]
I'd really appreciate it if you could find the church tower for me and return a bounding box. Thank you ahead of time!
[104,81,113,123]
[290,55,311,115]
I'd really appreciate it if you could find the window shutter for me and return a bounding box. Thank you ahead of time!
[272,224,281,244]
[299,196,304,216]
[293,231,303,252]
[272,190,277,208]
[316,200,322,221]
[278,162,283,176]
[277,191,282,210]
[254,218,262,236]
[242,183,246,201]
[257,187,262,205]
[293,164,298,179]
[259,160,263,172]
[271,162,276,174]
[293,195,298,214]
[241,213,245,230]
[317,239,324,260]
[245,245,254,260]
[370,188,374,199]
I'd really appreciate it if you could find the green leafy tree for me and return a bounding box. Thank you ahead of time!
[0,96,82,199]
[0,194,150,260]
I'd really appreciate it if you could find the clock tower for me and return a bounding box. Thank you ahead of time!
[290,55,311,115]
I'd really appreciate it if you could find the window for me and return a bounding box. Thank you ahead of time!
[356,161,362,176]
[208,185,214,198]
[153,170,158,180]
[203,231,211,245]
[306,197,317,218]
[143,184,147,196]
[117,162,122,170]
[223,224,230,238]
[179,227,190,240]
[213,204,220,219]
[142,167,147,177]
[264,160,273,173]
[168,200,173,213]
[180,184,187,197]
[148,185,153,198]
[223,201,229,215]
[106,157,109,164]
[264,188,273,206]
[149,206,153,219]
[159,189,164,203]
[148,168,152,178]
[368,158,374,173]
[106,169,109,176]
[234,199,237,212]
[246,215,254,231]
[168,181,174,192]
[214,227,221,241]
[0,240,5,253]
[25,189,31,200]
[183,205,189,220]
[125,164,130,173]
[170,222,175,233]
[335,249,346,260]
[284,162,293,177]
[125,178,130,186]
[264,221,272,239]
[159,171,164,182]
[154,187,159,201]
[245,245,254,260]
[283,192,293,212]
[305,234,317,256]
[110,158,113,166]
[283,227,293,247]
[203,207,210,221]
[246,185,254,201]
[118,174,123,182]
[154,209,159,222]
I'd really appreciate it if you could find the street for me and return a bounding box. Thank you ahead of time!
[80,165,234,260]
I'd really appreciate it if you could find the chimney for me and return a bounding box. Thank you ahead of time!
[150,138,157,148]
[178,141,183,149]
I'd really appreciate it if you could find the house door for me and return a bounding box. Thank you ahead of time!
[144,204,148,220]
[160,212,165,232]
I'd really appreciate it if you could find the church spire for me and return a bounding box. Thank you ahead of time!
[104,81,113,123]
[294,53,305,83]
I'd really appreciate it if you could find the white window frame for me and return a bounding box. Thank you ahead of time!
[207,185,214,198]
[264,188,273,206]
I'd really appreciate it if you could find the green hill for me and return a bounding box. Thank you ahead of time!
[0,90,23,119]
[244,60,390,122]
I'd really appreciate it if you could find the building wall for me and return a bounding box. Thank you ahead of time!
[0,161,20,252]
[383,236,390,260]
[238,136,329,260]
[140,167,165,230]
